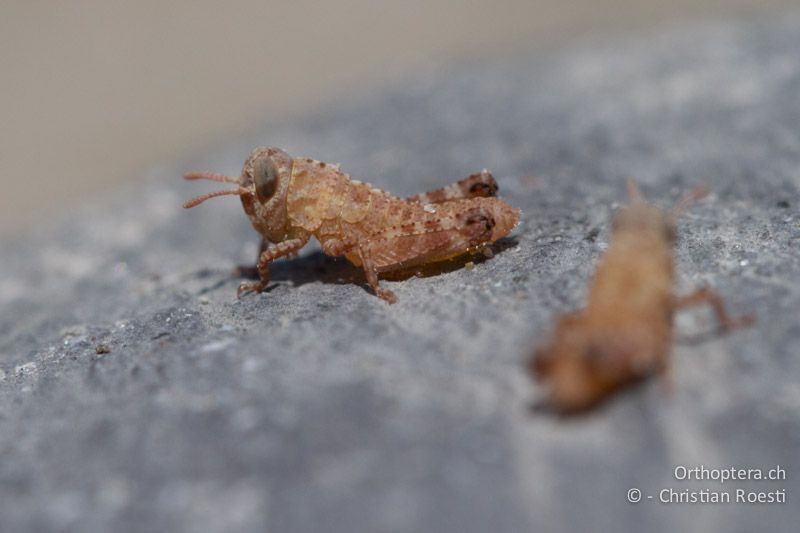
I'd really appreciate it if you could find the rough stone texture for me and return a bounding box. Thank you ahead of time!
[2,11,799,533]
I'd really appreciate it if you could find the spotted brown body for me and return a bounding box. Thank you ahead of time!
[183,147,519,303]
[529,182,753,413]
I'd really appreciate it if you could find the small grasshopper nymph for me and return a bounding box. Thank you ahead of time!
[183,147,519,303]
[529,182,753,413]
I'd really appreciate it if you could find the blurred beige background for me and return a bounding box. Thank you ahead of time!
[0,0,791,234]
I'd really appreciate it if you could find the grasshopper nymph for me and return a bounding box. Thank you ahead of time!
[184,147,519,303]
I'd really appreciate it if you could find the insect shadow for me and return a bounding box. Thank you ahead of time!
[383,235,518,280]
[526,378,648,419]
[196,235,519,297]
[193,253,355,296]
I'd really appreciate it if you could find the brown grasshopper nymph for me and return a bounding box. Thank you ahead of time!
[183,147,520,303]
[529,182,753,413]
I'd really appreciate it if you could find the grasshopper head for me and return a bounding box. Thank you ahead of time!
[610,180,709,247]
[183,147,294,243]
[611,202,677,245]
[238,147,294,242]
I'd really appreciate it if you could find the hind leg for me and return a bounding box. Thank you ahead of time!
[406,170,498,204]
[356,207,496,303]
[673,287,754,330]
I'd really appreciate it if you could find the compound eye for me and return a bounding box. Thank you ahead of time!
[254,157,279,202]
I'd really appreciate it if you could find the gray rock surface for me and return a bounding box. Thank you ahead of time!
[2,11,800,533]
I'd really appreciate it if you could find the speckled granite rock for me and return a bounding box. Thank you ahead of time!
[2,11,799,533]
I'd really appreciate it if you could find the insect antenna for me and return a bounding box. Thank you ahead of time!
[183,171,240,184]
[672,185,710,217]
[183,187,249,209]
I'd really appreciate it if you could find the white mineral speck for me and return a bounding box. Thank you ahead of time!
[60,325,88,338]
[200,338,236,353]
[423,204,437,213]
[15,362,37,376]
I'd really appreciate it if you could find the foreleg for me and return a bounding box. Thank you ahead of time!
[406,170,498,204]
[237,236,309,297]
